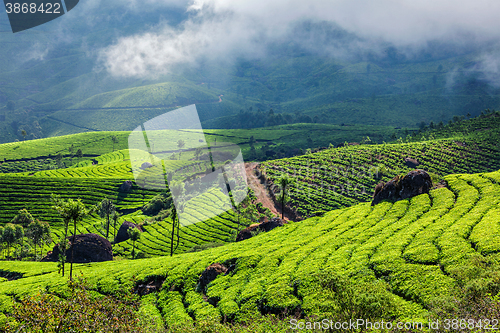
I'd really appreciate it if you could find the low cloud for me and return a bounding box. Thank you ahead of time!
[100,0,500,78]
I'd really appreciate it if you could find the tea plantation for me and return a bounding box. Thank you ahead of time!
[261,112,500,217]
[0,168,499,330]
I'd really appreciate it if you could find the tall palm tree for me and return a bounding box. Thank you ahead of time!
[52,197,92,280]
[277,174,294,220]
[99,198,115,239]
[127,227,141,259]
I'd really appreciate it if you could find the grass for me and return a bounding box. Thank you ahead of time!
[0,168,499,330]
[261,113,500,217]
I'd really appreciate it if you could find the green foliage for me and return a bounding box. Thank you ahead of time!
[3,275,145,333]
[187,242,225,253]
[127,227,141,259]
[98,197,115,239]
[313,270,398,321]
[262,117,500,217]
[10,209,34,227]
[26,220,51,260]
[1,224,16,258]
[143,192,172,216]
[0,169,500,329]
[52,197,93,279]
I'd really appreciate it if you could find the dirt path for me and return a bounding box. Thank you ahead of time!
[245,162,292,221]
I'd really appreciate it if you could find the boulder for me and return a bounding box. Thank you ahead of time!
[47,233,113,263]
[398,169,432,200]
[136,277,165,296]
[114,221,143,244]
[141,162,153,169]
[404,157,420,168]
[235,224,259,242]
[198,263,228,290]
[259,217,286,232]
[236,217,285,242]
[119,180,133,192]
[372,170,432,206]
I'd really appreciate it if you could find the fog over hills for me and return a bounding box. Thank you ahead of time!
[1,0,500,142]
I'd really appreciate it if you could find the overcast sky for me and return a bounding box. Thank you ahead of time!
[91,0,500,78]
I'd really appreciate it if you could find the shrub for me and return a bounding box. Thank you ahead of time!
[143,192,172,216]
[3,274,148,333]
[187,242,225,253]
[314,270,398,321]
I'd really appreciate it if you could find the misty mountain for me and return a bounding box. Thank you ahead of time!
[1,0,500,143]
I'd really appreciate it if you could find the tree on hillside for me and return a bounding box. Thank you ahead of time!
[0,226,3,258]
[195,147,203,160]
[277,174,295,220]
[169,202,181,257]
[11,208,34,227]
[21,130,27,141]
[111,211,120,241]
[52,195,71,276]
[127,227,141,259]
[168,181,184,257]
[99,198,116,239]
[3,224,16,258]
[111,135,118,152]
[6,100,15,110]
[177,139,185,149]
[27,220,51,261]
[177,139,185,158]
[52,197,93,280]
[14,225,24,259]
[76,149,83,164]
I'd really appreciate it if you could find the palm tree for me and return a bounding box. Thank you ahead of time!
[169,202,181,257]
[52,195,71,276]
[99,198,115,239]
[127,227,141,259]
[111,135,118,152]
[14,225,24,259]
[52,197,92,280]
[111,211,120,242]
[0,226,4,258]
[277,174,294,219]
[76,149,83,164]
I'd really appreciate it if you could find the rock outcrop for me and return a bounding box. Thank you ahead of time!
[372,169,432,206]
[198,263,228,290]
[404,157,420,168]
[136,277,165,296]
[46,233,113,263]
[114,221,143,244]
[119,180,133,192]
[141,162,153,169]
[236,217,286,242]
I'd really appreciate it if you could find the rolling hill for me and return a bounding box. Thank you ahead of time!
[261,111,500,217]
[0,167,499,331]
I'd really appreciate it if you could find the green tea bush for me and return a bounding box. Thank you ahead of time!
[2,275,146,333]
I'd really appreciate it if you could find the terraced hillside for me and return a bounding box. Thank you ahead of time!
[0,123,404,172]
[0,133,253,258]
[1,169,499,330]
[261,112,500,217]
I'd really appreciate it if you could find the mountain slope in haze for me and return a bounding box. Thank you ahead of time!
[1,9,500,143]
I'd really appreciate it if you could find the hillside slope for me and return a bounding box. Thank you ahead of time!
[0,168,499,329]
[261,112,500,217]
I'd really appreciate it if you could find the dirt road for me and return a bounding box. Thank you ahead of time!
[245,162,291,221]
